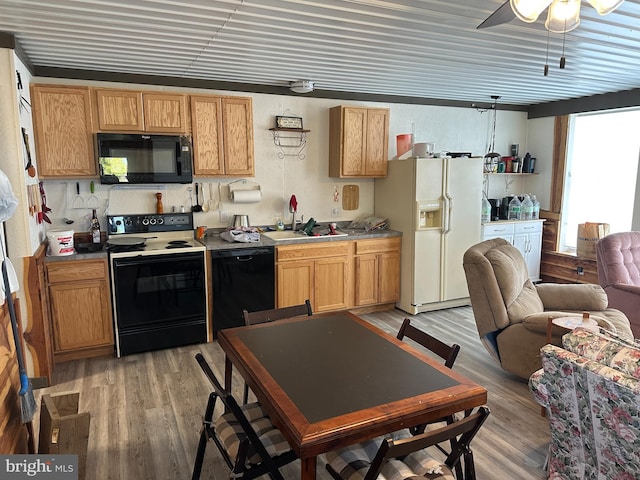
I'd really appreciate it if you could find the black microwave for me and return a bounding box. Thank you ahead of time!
[97,133,193,184]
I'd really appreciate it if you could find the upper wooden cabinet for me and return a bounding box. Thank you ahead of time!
[191,95,254,176]
[31,85,96,177]
[329,106,389,178]
[94,89,188,133]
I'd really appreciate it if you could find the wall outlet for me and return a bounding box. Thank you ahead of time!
[331,208,339,218]
[219,210,231,222]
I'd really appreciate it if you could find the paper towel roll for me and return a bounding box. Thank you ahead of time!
[231,189,262,203]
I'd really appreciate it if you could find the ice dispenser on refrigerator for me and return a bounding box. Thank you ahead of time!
[416,201,442,229]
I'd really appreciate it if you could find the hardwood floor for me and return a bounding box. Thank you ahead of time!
[34,307,549,479]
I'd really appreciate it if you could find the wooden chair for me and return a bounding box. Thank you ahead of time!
[192,353,298,480]
[241,300,312,403]
[325,406,490,480]
[396,317,460,369]
[242,299,312,326]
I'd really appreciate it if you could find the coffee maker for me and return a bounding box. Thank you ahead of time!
[488,198,501,221]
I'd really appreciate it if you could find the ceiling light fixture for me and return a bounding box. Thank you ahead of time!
[510,0,624,74]
[510,0,624,33]
[289,80,314,94]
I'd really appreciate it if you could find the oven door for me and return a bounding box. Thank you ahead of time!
[111,251,206,355]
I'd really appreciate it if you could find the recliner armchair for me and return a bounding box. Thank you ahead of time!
[596,231,640,337]
[463,238,633,380]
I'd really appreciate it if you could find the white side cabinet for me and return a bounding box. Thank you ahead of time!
[482,220,544,282]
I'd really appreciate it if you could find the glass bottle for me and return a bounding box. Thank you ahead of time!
[90,209,101,243]
[521,194,533,220]
[532,195,540,220]
[508,196,521,220]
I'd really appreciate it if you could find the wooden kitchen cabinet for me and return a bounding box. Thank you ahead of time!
[191,95,255,176]
[94,89,188,133]
[354,237,401,306]
[329,105,389,178]
[46,258,114,362]
[31,85,96,177]
[276,242,352,313]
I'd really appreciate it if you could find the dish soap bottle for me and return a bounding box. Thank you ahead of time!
[90,208,101,243]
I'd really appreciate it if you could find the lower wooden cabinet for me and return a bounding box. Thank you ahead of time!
[46,258,114,362]
[276,242,352,312]
[275,236,401,313]
[354,237,401,306]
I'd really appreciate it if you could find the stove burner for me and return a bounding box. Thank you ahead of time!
[166,244,189,249]
[168,240,189,245]
[107,244,145,253]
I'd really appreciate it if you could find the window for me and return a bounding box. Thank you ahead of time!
[560,108,640,252]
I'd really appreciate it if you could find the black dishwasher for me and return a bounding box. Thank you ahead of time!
[211,246,275,337]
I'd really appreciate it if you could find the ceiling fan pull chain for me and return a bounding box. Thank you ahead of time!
[560,25,567,69]
[544,28,551,76]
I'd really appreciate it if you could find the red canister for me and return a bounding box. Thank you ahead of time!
[502,156,515,173]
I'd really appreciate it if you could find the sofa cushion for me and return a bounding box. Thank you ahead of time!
[563,328,640,378]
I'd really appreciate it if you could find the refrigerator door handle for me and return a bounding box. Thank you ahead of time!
[442,194,452,234]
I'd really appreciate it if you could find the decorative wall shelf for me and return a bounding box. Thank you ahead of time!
[269,127,310,159]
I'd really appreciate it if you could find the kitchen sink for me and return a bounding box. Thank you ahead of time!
[261,231,306,241]
[261,230,349,241]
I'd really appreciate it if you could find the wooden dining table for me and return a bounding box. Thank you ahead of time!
[217,311,488,480]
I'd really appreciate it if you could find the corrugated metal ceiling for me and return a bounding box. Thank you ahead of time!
[1,0,639,107]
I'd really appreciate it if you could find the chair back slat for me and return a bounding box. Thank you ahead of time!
[243,299,312,326]
[397,318,460,368]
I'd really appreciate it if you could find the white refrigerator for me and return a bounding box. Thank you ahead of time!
[374,156,483,314]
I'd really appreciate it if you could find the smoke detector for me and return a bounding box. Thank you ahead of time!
[289,80,314,94]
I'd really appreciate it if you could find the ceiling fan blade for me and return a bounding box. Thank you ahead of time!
[477,0,516,29]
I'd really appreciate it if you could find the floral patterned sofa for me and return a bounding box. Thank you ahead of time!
[529,327,640,479]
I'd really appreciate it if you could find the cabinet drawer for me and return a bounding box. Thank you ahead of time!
[355,237,401,255]
[482,223,515,237]
[515,221,543,234]
[276,242,351,261]
[47,259,107,283]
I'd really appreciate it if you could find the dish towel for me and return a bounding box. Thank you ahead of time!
[220,227,261,243]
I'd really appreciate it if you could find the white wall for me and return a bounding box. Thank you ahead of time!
[33,77,531,234]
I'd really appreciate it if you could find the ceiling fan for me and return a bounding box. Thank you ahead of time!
[477,0,625,30]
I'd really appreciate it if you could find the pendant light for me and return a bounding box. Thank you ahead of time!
[484,96,501,173]
[510,0,553,22]
[545,0,581,32]
[587,0,624,14]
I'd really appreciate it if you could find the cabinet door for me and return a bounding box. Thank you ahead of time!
[95,89,144,131]
[191,96,224,175]
[31,85,96,177]
[364,108,389,176]
[527,230,543,281]
[222,97,254,176]
[378,251,400,303]
[49,279,113,351]
[341,107,367,176]
[143,93,188,133]
[277,260,313,308]
[315,257,351,312]
[355,254,379,306]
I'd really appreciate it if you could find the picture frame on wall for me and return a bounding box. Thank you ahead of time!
[275,116,303,129]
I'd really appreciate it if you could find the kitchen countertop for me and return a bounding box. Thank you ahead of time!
[44,228,402,260]
[199,227,402,251]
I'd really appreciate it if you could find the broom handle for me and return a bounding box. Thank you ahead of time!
[2,259,29,395]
